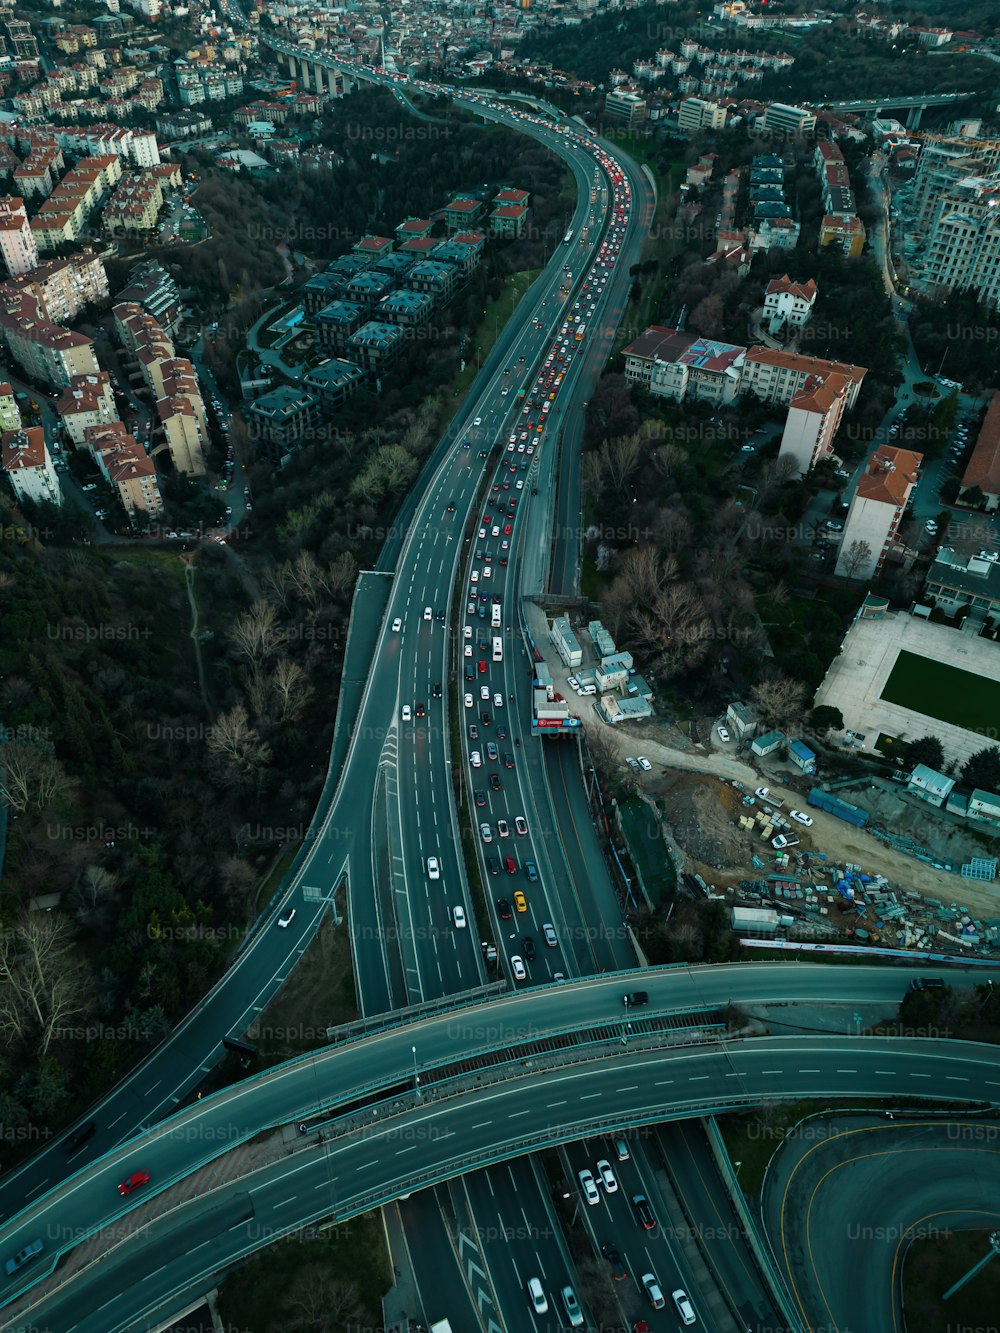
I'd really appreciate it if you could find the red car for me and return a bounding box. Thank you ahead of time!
[118,1169,151,1196]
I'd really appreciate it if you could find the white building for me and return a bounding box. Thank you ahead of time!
[677,97,727,132]
[763,274,817,332]
[777,373,851,477]
[834,446,922,580]
[129,130,161,168]
[0,197,39,277]
[1,426,62,507]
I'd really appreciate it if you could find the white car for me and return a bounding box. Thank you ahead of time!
[277,909,296,928]
[392,618,402,632]
[491,526,500,537]
[515,816,528,836]
[637,757,652,772]
[480,822,492,843]
[527,1276,547,1314]
[642,1274,666,1310]
[452,905,467,929]
[464,693,473,709]
[567,676,580,691]
[578,1169,600,1205]
[511,955,526,980]
[427,856,440,880]
[423,606,432,620]
[480,685,490,700]
[493,692,504,708]
[401,704,412,722]
[672,1289,697,1325]
[471,750,482,767]
[464,626,472,639]
[464,644,472,657]
[474,416,482,426]
[596,1159,618,1193]
[790,810,814,826]
[717,725,730,742]
[497,819,510,838]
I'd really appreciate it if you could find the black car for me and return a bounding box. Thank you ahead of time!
[446,502,456,512]
[432,682,442,698]
[496,725,507,741]
[474,790,487,807]
[415,702,426,718]
[910,977,945,990]
[523,936,536,961]
[623,990,648,1008]
[496,898,513,919]
[601,1243,627,1282]
[64,1121,96,1153]
[489,773,502,791]
[435,611,445,623]
[487,855,501,876]
[481,710,491,726]
[632,1193,657,1231]
[503,753,515,769]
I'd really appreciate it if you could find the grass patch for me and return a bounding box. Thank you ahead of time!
[717,1102,840,1197]
[881,649,1000,732]
[217,1211,390,1333]
[902,1227,1000,1332]
[619,795,675,907]
[453,269,542,399]
[248,910,356,1063]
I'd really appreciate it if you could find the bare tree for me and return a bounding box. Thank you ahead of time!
[271,658,312,722]
[582,451,606,506]
[0,741,76,813]
[0,915,90,1055]
[601,432,641,499]
[207,704,272,785]
[71,865,119,925]
[749,675,808,730]
[840,538,873,581]
[228,599,282,665]
[285,1271,364,1332]
[323,551,357,599]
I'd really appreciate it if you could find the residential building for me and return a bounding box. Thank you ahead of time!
[0,251,109,323]
[376,288,434,330]
[819,213,866,259]
[0,196,38,276]
[86,421,162,520]
[489,203,527,238]
[922,174,1000,312]
[911,134,1000,231]
[394,217,433,243]
[959,390,1000,509]
[677,96,727,132]
[301,358,365,414]
[346,320,406,373]
[0,383,20,434]
[56,371,116,446]
[925,547,1000,621]
[741,346,867,410]
[763,275,817,333]
[315,300,366,355]
[777,374,852,477]
[1,426,61,507]
[623,325,746,404]
[116,259,181,334]
[834,446,922,580]
[344,270,394,311]
[157,395,206,477]
[761,102,816,136]
[907,764,955,806]
[405,259,460,302]
[0,293,100,386]
[245,385,321,458]
[442,197,483,234]
[352,234,394,260]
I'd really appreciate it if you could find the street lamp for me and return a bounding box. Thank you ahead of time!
[412,1045,421,1099]
[734,1160,743,1178]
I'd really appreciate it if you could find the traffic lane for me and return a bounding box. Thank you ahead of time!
[11,1036,1000,1318]
[656,1120,780,1331]
[766,1117,1000,1333]
[399,1188,484,1332]
[464,1160,569,1333]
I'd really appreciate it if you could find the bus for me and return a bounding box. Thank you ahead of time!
[492,637,503,663]
[563,229,574,245]
[575,323,586,342]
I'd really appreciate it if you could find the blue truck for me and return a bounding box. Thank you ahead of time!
[807,788,868,828]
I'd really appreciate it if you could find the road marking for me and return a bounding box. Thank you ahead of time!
[836,1069,856,1074]
[688,1075,709,1082]
[945,1076,968,1082]
[548,1100,567,1108]
[617,1085,638,1092]
[910,1072,931,1079]
[510,1109,530,1118]
[395,1145,417,1155]
[799,1068,821,1074]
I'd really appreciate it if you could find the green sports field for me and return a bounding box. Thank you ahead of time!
[880,650,1000,733]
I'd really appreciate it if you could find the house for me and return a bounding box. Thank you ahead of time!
[959,391,1000,510]
[751,729,785,757]
[726,701,757,739]
[763,275,817,332]
[345,320,406,373]
[442,197,483,234]
[789,740,817,774]
[301,358,365,414]
[907,764,955,806]
[245,385,321,457]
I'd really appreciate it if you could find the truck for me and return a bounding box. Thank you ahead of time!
[755,787,784,809]
[430,1322,455,1333]
[807,787,868,828]
[772,834,799,850]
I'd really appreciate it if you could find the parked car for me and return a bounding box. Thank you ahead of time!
[717,725,730,742]
[789,810,813,826]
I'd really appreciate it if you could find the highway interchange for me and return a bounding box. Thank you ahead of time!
[3,43,999,1333]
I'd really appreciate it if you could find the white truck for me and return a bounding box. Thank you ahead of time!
[755,787,785,809]
[772,834,799,850]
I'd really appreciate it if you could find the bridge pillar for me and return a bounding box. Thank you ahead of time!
[327,66,340,98]
[906,104,924,131]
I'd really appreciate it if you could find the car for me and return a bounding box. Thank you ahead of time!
[427,856,440,880]
[415,702,426,718]
[474,790,487,807]
[825,520,844,532]
[567,676,580,691]
[511,955,527,981]
[625,756,639,771]
[503,752,515,769]
[481,685,490,701]
[632,1193,657,1230]
[672,1289,697,1325]
[432,682,442,698]
[478,660,487,675]
[600,1242,626,1281]
[118,1169,151,1196]
[423,606,432,620]
[561,1285,584,1328]
[452,906,467,929]
[480,822,492,843]
[481,710,491,726]
[642,1274,666,1310]
[446,502,456,512]
[925,520,939,533]
[497,819,510,838]
[497,897,513,919]
[525,860,538,881]
[391,617,402,632]
[493,692,505,709]
[471,750,482,768]
[614,1136,630,1162]
[911,976,946,991]
[464,693,473,709]
[717,725,730,742]
[542,922,557,947]
[464,625,472,639]
[637,756,652,771]
[5,1238,43,1276]
[514,816,528,836]
[579,1169,600,1205]
[277,908,296,928]
[523,935,536,961]
[789,810,813,826]
[65,1120,97,1153]
[464,644,472,658]
[513,889,527,913]
[624,990,649,1007]
[496,725,507,742]
[474,416,482,426]
[486,742,499,761]
[597,1159,618,1193]
[504,854,516,874]
[527,1276,548,1314]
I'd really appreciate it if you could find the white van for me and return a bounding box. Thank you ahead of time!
[491,604,501,628]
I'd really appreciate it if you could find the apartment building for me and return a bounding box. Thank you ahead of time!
[819,212,866,259]
[376,288,434,330]
[157,395,206,477]
[0,382,20,434]
[835,446,922,580]
[56,371,117,446]
[761,102,816,136]
[1,426,61,507]
[245,385,321,458]
[346,320,406,373]
[777,373,852,477]
[1,251,109,323]
[301,358,365,415]
[0,196,38,277]
[741,346,867,410]
[922,174,1000,311]
[959,390,1000,509]
[623,326,746,405]
[0,293,99,386]
[677,96,727,132]
[315,300,366,355]
[406,259,460,302]
[925,547,1000,621]
[911,134,1000,230]
[117,259,181,334]
[763,275,817,331]
[85,420,163,519]
[603,91,647,127]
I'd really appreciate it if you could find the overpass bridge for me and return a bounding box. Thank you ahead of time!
[820,89,983,129]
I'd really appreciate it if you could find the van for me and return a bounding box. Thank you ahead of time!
[910,977,946,991]
[614,1136,630,1162]
[491,604,501,628]
[623,991,649,1008]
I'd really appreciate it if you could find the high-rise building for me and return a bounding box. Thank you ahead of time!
[835,447,922,580]
[0,197,38,277]
[922,174,1000,312]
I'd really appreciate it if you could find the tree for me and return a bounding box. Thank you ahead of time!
[285,1270,364,1332]
[749,675,808,730]
[271,658,312,722]
[960,746,1000,793]
[905,735,945,772]
[808,704,843,735]
[228,599,282,665]
[0,915,91,1056]
[839,539,873,581]
[207,704,273,787]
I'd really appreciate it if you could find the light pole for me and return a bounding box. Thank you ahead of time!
[734,1160,743,1178]
[412,1044,421,1099]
